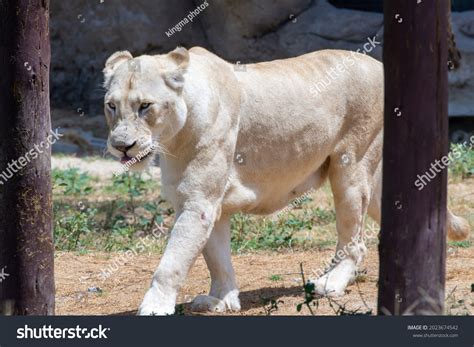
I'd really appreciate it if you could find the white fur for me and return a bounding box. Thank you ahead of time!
[102,47,470,315]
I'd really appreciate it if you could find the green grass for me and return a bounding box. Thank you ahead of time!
[53,167,339,253]
[269,274,283,281]
[52,151,471,254]
[230,208,336,253]
[448,240,472,248]
[52,168,94,195]
[449,143,474,179]
[53,169,170,252]
[105,172,157,196]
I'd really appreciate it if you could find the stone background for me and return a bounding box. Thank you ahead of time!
[49,0,474,154]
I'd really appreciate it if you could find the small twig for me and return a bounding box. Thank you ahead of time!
[299,263,315,315]
[299,263,306,284]
[355,278,373,314]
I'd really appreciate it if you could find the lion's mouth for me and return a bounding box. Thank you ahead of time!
[120,150,153,165]
[120,156,133,164]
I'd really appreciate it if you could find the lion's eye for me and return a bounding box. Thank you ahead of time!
[139,103,151,112]
[107,102,116,111]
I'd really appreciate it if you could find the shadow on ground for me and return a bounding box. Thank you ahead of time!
[111,285,303,316]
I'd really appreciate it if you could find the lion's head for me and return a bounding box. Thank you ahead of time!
[103,47,189,171]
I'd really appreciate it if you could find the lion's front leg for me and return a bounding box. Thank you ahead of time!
[191,215,241,313]
[138,206,215,315]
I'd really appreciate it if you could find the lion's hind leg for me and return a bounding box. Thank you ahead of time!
[311,156,372,296]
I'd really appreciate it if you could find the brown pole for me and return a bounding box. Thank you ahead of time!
[0,0,55,315]
[378,0,449,315]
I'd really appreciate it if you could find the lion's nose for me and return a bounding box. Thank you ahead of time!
[113,141,136,154]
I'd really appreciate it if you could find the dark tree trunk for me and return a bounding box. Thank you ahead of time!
[378,0,449,315]
[0,0,54,315]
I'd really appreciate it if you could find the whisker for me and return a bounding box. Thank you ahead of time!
[102,146,110,158]
[153,142,176,159]
[157,150,176,159]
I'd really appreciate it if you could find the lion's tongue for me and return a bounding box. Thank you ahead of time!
[120,155,133,164]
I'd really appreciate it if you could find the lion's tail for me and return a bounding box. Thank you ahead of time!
[447,208,470,241]
[369,165,469,241]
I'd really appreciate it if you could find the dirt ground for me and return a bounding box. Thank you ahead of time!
[52,156,473,315]
[55,246,474,316]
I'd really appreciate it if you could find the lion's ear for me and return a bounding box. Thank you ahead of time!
[168,47,189,67]
[103,51,133,86]
[164,47,189,91]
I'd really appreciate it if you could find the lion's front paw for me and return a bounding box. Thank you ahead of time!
[311,259,357,297]
[138,287,176,316]
[191,292,241,313]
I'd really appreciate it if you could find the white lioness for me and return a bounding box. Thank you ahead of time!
[103,47,470,315]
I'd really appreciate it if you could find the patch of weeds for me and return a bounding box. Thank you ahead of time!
[54,202,98,250]
[449,143,474,179]
[53,168,171,252]
[296,263,372,316]
[139,201,166,231]
[230,207,337,252]
[262,297,284,316]
[53,168,93,195]
[270,274,282,281]
[104,216,135,251]
[310,207,336,225]
[174,304,185,316]
[296,265,317,315]
[106,172,157,197]
[231,213,304,252]
[77,248,89,256]
[284,215,313,230]
[105,173,161,225]
[295,195,313,206]
[448,240,472,248]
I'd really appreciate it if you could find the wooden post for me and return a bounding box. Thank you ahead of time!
[378,0,449,315]
[0,0,55,315]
